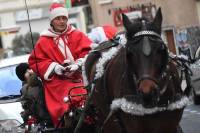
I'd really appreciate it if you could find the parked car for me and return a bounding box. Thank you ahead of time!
[190,47,200,105]
[0,54,29,132]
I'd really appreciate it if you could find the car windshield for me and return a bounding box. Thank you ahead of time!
[0,65,22,98]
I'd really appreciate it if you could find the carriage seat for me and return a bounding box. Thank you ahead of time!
[92,31,126,52]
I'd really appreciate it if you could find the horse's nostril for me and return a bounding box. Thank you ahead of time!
[138,85,152,94]
[139,79,157,94]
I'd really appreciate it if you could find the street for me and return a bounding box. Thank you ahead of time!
[180,80,200,133]
[181,103,200,133]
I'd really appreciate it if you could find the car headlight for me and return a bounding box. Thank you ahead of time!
[0,119,25,133]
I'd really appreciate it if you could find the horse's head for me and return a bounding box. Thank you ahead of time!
[122,8,169,104]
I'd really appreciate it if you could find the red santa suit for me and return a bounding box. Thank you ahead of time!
[28,25,91,126]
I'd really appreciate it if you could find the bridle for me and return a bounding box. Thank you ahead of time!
[129,29,170,94]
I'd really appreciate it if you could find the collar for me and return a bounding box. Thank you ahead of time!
[40,25,76,37]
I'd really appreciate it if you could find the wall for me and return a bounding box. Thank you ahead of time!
[156,0,199,28]
[1,12,16,49]
[89,0,199,28]
[89,0,200,55]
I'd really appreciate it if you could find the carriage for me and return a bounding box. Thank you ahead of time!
[22,8,192,133]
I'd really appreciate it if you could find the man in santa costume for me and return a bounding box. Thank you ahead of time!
[28,1,91,127]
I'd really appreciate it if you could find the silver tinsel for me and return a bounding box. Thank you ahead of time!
[111,96,190,115]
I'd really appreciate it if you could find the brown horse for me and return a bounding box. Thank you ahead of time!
[83,8,189,133]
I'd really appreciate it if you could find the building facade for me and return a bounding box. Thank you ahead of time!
[89,0,199,57]
[0,0,91,55]
[0,0,200,59]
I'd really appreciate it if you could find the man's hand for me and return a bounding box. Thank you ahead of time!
[63,64,80,77]
[54,64,66,75]
[66,64,79,72]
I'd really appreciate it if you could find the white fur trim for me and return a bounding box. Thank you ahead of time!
[82,45,122,85]
[111,96,190,115]
[117,34,127,47]
[57,37,75,63]
[63,59,71,64]
[50,7,68,21]
[40,25,75,37]
[82,55,89,86]
[40,29,57,37]
[53,0,60,3]
[44,62,57,80]
[82,42,122,86]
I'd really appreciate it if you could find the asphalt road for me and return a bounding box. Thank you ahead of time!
[180,103,200,133]
[181,80,200,133]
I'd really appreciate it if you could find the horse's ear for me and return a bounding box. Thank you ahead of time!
[152,7,162,34]
[122,13,132,30]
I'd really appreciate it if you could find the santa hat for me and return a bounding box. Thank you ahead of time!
[15,63,29,81]
[88,25,118,44]
[102,25,118,40]
[49,0,68,22]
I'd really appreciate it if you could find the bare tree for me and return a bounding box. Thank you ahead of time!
[12,32,39,56]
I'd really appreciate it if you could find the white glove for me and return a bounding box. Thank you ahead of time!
[66,58,85,71]
[54,64,65,75]
[66,64,79,72]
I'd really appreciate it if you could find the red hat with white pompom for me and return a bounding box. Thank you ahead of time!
[49,0,68,22]
[102,25,118,40]
[88,25,118,44]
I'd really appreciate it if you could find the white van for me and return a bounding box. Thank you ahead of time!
[0,54,29,132]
